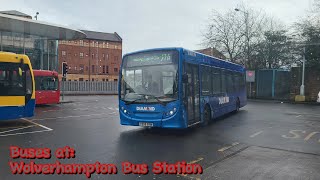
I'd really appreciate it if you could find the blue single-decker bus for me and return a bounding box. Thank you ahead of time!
[119,47,246,128]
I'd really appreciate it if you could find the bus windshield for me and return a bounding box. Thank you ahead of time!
[0,62,25,96]
[35,76,59,91]
[121,50,179,103]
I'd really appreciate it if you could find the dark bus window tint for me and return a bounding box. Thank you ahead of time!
[221,70,226,93]
[201,66,212,96]
[226,71,233,93]
[0,62,25,96]
[25,66,33,95]
[212,68,221,94]
[35,76,59,91]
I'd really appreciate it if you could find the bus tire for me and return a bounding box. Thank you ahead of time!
[202,105,211,126]
[235,98,240,113]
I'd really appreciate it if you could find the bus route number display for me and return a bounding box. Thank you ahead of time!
[126,52,173,67]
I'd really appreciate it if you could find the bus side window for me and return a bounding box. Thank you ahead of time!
[25,67,32,95]
[221,70,226,93]
[212,68,221,94]
[201,66,211,96]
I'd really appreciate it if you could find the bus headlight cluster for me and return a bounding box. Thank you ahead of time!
[121,107,128,114]
[166,107,177,116]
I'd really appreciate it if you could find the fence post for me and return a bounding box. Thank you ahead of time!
[272,70,276,98]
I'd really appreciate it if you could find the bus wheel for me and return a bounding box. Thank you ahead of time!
[202,106,211,126]
[235,99,240,112]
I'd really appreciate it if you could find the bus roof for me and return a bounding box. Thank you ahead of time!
[123,47,245,71]
[33,70,58,76]
[0,51,31,64]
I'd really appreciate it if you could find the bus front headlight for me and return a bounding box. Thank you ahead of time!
[166,107,177,116]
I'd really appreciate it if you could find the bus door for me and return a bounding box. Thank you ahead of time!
[0,63,25,119]
[184,63,200,126]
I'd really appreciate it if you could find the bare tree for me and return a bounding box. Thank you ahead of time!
[202,4,279,69]
[203,9,244,63]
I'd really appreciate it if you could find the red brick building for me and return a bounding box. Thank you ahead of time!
[195,47,226,60]
[58,30,122,81]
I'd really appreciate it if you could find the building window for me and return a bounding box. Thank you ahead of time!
[114,79,118,82]
[62,51,66,56]
[114,68,118,73]
[115,45,117,49]
[95,42,98,47]
[92,53,94,59]
[79,78,84,81]
[102,66,105,73]
[102,78,105,81]
[106,42,109,48]
[79,65,84,74]
[92,65,95,73]
[106,66,109,74]
[80,40,83,46]
[80,52,84,58]
[102,54,105,58]
[106,54,109,59]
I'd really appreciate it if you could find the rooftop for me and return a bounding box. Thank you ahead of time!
[0,10,32,19]
[81,30,122,42]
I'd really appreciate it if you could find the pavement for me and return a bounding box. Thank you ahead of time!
[0,96,319,180]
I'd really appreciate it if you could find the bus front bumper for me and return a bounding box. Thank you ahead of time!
[119,110,185,129]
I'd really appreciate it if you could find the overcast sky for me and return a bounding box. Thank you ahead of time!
[0,0,315,54]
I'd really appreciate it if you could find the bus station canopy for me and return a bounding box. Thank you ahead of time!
[0,13,86,40]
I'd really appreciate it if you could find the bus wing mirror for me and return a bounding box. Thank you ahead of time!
[182,74,188,83]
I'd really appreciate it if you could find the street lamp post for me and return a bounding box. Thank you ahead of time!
[235,8,251,97]
[300,46,306,96]
[34,12,39,20]
[235,8,249,68]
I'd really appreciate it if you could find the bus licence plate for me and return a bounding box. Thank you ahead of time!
[139,122,153,127]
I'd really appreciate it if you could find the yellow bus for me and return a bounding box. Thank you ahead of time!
[0,52,35,120]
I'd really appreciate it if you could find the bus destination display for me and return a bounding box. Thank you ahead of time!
[125,51,175,67]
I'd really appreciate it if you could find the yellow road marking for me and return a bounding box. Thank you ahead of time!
[304,132,319,141]
[188,157,204,164]
[177,157,204,177]
[218,142,239,152]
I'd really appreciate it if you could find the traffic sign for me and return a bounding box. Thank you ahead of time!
[246,70,255,82]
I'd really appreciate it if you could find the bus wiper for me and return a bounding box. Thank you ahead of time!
[125,97,144,105]
[144,94,166,106]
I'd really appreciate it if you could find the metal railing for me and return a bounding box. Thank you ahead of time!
[60,81,118,95]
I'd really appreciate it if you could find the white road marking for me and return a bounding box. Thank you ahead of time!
[29,113,110,121]
[218,142,239,152]
[295,115,302,118]
[108,107,114,110]
[0,125,36,134]
[0,118,53,137]
[0,129,52,137]
[250,131,264,138]
[23,118,53,131]
[73,108,89,111]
